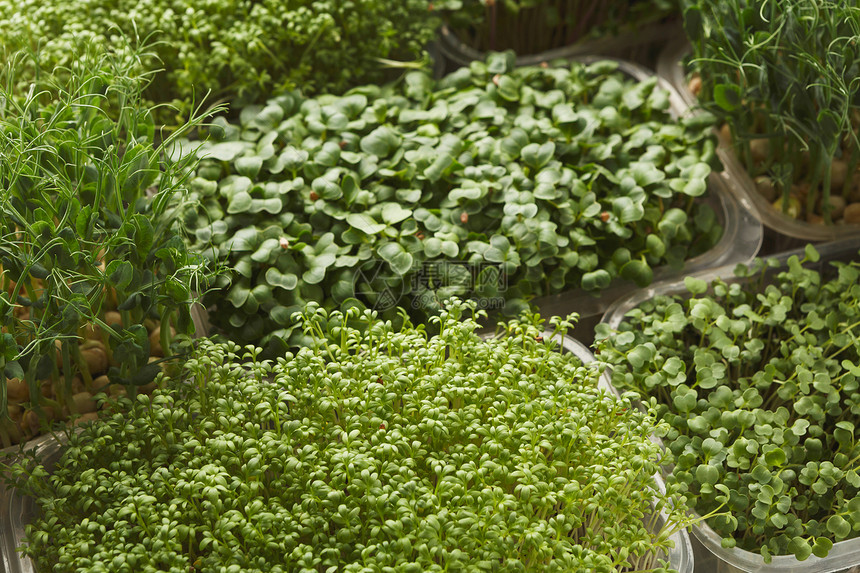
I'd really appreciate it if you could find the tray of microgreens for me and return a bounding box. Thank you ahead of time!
[596,239,860,571]
[2,301,693,572]
[0,42,220,448]
[178,51,761,353]
[0,0,443,124]
[658,1,860,241]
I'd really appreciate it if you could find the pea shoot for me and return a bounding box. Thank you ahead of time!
[0,41,222,446]
[682,0,860,226]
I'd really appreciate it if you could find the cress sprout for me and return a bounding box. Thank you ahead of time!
[8,301,691,572]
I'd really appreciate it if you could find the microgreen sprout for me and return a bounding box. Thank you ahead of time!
[9,300,689,572]
[184,54,722,351]
[0,39,223,445]
[0,0,441,121]
[597,244,860,561]
[682,0,860,225]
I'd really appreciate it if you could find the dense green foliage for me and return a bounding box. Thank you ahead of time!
[0,0,440,117]
[9,303,687,572]
[682,0,860,223]
[182,53,722,351]
[597,246,860,561]
[440,0,678,55]
[0,44,217,444]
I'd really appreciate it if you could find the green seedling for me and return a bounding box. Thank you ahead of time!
[182,54,722,351]
[0,39,222,445]
[683,0,860,224]
[7,300,692,572]
[0,0,440,121]
[597,244,860,561]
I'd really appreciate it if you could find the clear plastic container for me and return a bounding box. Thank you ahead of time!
[189,301,211,338]
[657,37,860,244]
[528,57,763,345]
[0,433,60,573]
[0,332,693,573]
[601,238,860,573]
[435,20,681,70]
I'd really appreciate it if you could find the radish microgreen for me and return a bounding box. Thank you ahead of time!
[184,55,722,351]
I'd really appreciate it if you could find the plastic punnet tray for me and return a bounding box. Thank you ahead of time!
[601,238,860,573]
[0,332,693,573]
[657,37,860,245]
[435,19,681,70]
[0,433,60,573]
